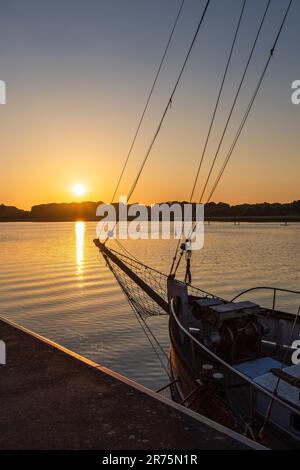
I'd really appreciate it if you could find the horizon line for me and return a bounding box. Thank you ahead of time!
[1,198,300,212]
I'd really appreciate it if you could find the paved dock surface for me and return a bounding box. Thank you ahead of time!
[0,318,261,450]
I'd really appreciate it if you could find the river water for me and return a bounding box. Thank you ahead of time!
[0,221,299,389]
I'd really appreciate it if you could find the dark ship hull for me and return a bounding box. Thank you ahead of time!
[167,278,300,449]
[94,240,300,449]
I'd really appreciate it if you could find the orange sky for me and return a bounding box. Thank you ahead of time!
[0,0,299,210]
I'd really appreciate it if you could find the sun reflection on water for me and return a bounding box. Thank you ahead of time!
[75,221,85,281]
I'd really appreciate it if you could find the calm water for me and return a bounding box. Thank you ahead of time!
[0,222,299,389]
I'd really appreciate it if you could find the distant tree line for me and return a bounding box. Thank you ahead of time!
[0,200,299,222]
[204,201,300,217]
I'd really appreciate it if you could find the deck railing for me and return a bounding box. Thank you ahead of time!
[169,298,300,419]
[230,286,300,312]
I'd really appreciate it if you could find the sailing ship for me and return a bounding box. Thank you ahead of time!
[94,0,299,449]
[94,239,300,448]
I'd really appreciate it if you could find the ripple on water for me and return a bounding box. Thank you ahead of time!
[0,221,299,389]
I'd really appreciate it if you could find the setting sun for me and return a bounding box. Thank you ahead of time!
[72,183,87,197]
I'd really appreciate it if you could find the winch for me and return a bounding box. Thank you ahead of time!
[191,298,264,363]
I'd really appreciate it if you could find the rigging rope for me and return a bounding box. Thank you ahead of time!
[114,238,141,264]
[104,251,170,377]
[197,0,272,205]
[205,0,293,204]
[110,0,186,204]
[189,0,247,203]
[172,0,292,277]
[169,0,247,275]
[126,0,211,204]
[95,240,217,319]
[124,287,170,378]
[95,0,295,393]
[105,0,210,248]
[96,240,218,377]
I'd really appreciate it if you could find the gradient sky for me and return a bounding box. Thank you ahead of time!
[0,0,299,209]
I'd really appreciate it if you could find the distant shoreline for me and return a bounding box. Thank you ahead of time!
[0,200,299,223]
[1,216,299,223]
